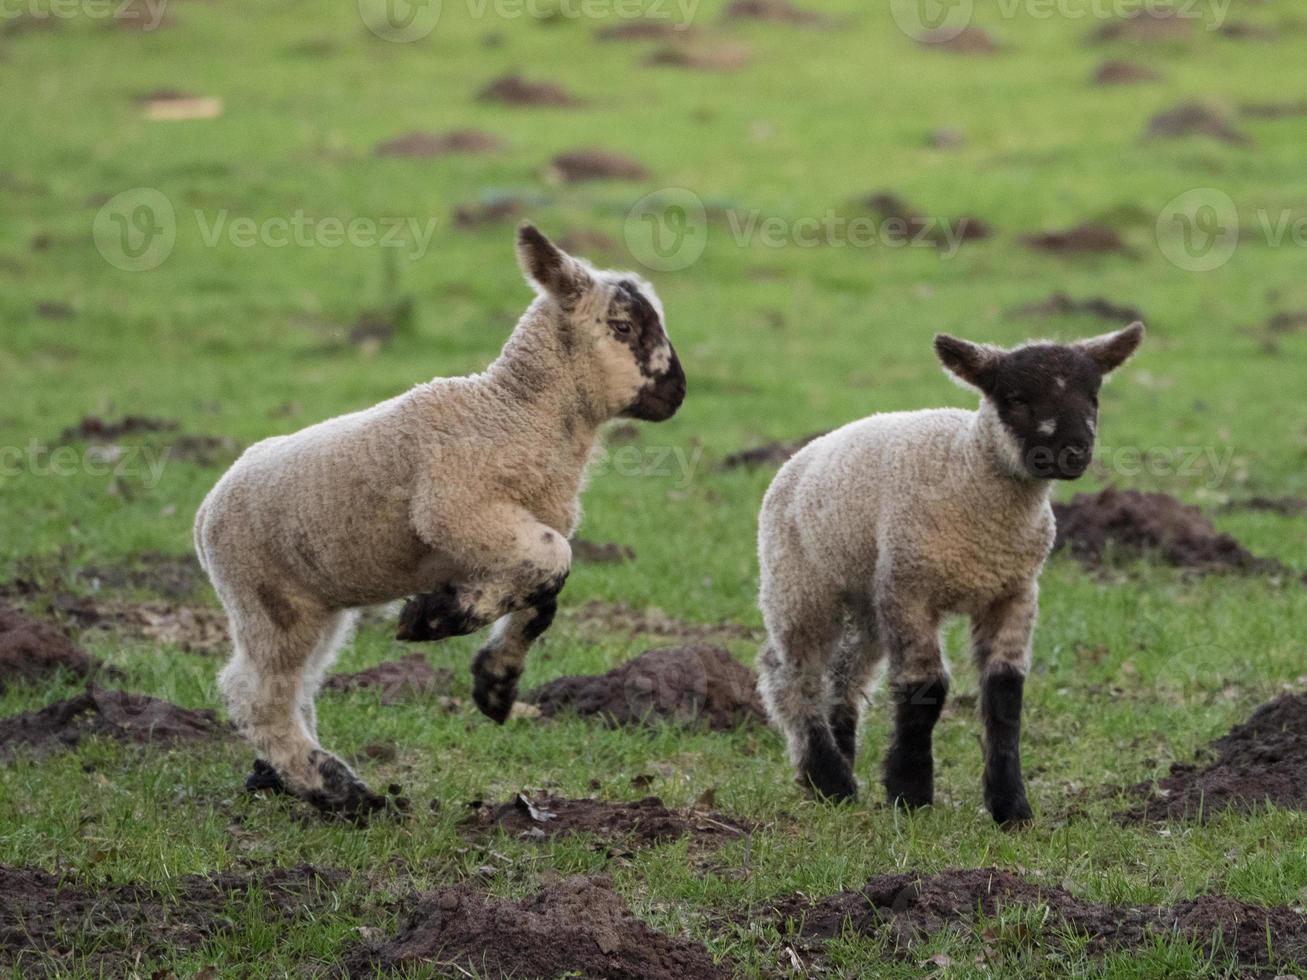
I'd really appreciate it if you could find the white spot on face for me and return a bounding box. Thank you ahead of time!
[647,343,671,374]
[1086,417,1097,435]
[1055,377,1066,390]
[1037,419,1057,437]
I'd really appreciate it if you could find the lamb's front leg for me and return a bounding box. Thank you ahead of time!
[470,590,559,723]
[972,587,1037,827]
[878,595,948,810]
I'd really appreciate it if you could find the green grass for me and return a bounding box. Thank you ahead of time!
[2,0,1307,975]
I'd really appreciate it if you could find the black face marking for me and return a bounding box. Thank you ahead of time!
[981,665,1032,827]
[612,280,686,422]
[799,721,858,802]
[882,677,948,809]
[988,345,1102,481]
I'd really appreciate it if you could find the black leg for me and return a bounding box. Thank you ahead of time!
[981,665,1033,826]
[395,584,478,642]
[799,720,858,802]
[829,703,859,766]
[471,585,563,724]
[882,677,948,809]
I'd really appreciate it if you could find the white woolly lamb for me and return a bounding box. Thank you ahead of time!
[194,224,686,815]
[755,322,1143,824]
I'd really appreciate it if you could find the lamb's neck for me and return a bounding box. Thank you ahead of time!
[965,402,1052,509]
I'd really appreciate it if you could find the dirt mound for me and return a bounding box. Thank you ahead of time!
[596,20,698,41]
[1013,291,1143,322]
[1125,691,1307,821]
[757,867,1307,972]
[452,196,524,228]
[0,687,227,759]
[1093,60,1161,84]
[721,431,826,469]
[557,228,619,255]
[548,148,650,183]
[1147,102,1249,145]
[1090,8,1193,43]
[1052,488,1287,574]
[865,193,991,246]
[645,42,751,72]
[477,73,584,107]
[1219,21,1277,42]
[323,653,451,704]
[1222,496,1307,517]
[1021,223,1127,255]
[919,26,999,54]
[527,644,765,730]
[724,0,827,25]
[375,129,504,158]
[566,600,761,644]
[80,551,203,599]
[1241,100,1307,120]
[466,792,748,846]
[571,538,636,563]
[0,605,98,693]
[0,863,340,976]
[58,415,177,443]
[347,874,729,978]
[53,595,229,655]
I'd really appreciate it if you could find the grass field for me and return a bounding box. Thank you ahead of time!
[2,0,1306,975]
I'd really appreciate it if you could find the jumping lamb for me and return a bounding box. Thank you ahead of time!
[755,322,1144,824]
[194,224,686,815]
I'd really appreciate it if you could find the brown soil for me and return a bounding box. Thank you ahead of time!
[865,192,991,246]
[374,129,504,158]
[323,653,452,704]
[1147,102,1250,145]
[0,864,341,977]
[1052,488,1288,575]
[724,0,828,26]
[477,73,585,107]
[720,431,826,469]
[52,594,230,655]
[58,415,177,443]
[465,792,749,846]
[0,687,227,759]
[34,300,73,319]
[165,433,240,466]
[548,148,651,183]
[596,21,699,41]
[1090,8,1193,44]
[571,538,636,563]
[1222,496,1307,517]
[452,196,525,228]
[645,43,751,72]
[557,228,620,255]
[1013,291,1143,322]
[1219,21,1277,42]
[919,26,999,54]
[80,551,203,599]
[0,605,99,693]
[1267,310,1307,333]
[1124,691,1307,822]
[1021,222,1128,255]
[1241,100,1307,120]
[1093,60,1161,84]
[926,127,965,149]
[566,599,761,643]
[756,867,1307,973]
[526,644,765,730]
[347,874,729,979]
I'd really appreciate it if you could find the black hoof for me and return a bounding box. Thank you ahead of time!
[306,752,386,823]
[396,585,474,642]
[471,649,519,725]
[987,792,1034,829]
[800,724,858,802]
[884,763,934,810]
[244,758,288,795]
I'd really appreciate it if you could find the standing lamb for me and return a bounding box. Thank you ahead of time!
[756,323,1143,824]
[194,224,686,815]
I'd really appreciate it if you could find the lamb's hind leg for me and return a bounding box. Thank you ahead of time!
[826,598,884,768]
[220,594,381,818]
[878,593,948,810]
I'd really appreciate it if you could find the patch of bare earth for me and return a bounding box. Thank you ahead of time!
[1146,102,1250,145]
[527,644,765,730]
[565,599,761,643]
[0,864,342,977]
[1124,691,1307,821]
[346,874,729,979]
[374,129,504,158]
[1219,21,1278,42]
[571,538,636,563]
[1222,496,1307,517]
[754,868,1307,973]
[721,431,827,469]
[919,26,1000,54]
[58,415,177,443]
[1052,488,1290,575]
[557,228,620,255]
[0,687,227,760]
[865,192,991,247]
[1241,100,1307,120]
[0,605,99,693]
[1012,291,1143,322]
[58,415,238,467]
[465,792,748,847]
[645,42,751,72]
[323,653,452,704]
[453,196,525,228]
[52,595,229,656]
[1021,223,1128,255]
[1090,8,1194,44]
[79,550,204,600]
[596,21,699,41]
[477,73,585,107]
[548,148,650,183]
[1093,60,1161,84]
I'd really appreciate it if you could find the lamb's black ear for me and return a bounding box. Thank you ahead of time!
[1078,321,1144,375]
[934,334,1000,392]
[516,222,592,309]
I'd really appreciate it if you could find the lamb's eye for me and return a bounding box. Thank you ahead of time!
[608,319,633,336]
[1006,393,1027,410]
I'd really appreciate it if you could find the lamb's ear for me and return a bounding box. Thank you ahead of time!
[1078,321,1144,375]
[516,222,592,309]
[934,334,1000,392]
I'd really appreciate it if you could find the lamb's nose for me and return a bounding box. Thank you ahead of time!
[1064,442,1090,463]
